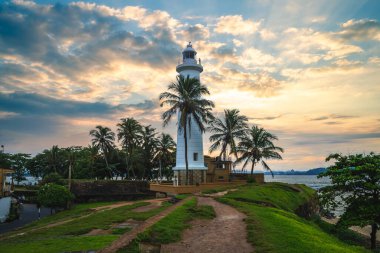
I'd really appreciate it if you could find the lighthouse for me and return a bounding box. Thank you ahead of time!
[173,42,207,185]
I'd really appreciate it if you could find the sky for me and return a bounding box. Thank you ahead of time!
[0,0,380,171]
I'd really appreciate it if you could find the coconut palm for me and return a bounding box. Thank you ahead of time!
[117,118,142,178]
[89,125,115,177]
[159,75,214,185]
[235,125,284,176]
[208,109,248,160]
[140,125,159,179]
[155,133,176,181]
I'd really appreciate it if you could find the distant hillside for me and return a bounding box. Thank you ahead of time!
[259,167,327,175]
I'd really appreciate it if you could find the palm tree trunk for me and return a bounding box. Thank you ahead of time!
[371,223,378,249]
[68,163,72,191]
[251,161,255,175]
[102,151,111,179]
[184,120,189,185]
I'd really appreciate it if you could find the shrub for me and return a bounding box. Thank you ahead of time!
[37,183,74,213]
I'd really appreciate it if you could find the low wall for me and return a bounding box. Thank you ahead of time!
[150,181,247,194]
[71,180,153,202]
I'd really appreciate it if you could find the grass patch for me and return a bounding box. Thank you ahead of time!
[0,200,173,253]
[112,227,132,235]
[118,197,215,253]
[201,184,242,194]
[217,183,370,253]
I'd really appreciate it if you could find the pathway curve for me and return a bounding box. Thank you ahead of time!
[161,196,253,253]
[98,197,191,253]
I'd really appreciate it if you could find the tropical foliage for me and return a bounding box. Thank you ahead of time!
[235,125,284,175]
[318,153,380,249]
[160,75,214,185]
[208,109,248,160]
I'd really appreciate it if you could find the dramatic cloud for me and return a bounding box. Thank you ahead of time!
[214,15,260,35]
[339,19,380,41]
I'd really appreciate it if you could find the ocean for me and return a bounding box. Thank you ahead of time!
[264,174,331,190]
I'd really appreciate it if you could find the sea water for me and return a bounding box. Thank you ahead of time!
[264,175,331,190]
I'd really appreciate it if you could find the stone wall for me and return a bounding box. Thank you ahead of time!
[70,180,153,202]
[174,170,206,185]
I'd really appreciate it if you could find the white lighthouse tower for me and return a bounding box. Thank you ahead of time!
[173,42,207,185]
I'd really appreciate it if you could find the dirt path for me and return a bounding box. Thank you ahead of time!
[161,196,253,253]
[3,198,169,239]
[98,197,191,253]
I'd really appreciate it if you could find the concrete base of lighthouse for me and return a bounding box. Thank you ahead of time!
[173,169,207,186]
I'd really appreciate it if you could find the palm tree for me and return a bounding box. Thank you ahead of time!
[89,125,115,178]
[159,75,214,185]
[208,109,248,161]
[117,118,142,179]
[140,125,158,179]
[47,145,60,173]
[155,133,176,182]
[235,125,284,176]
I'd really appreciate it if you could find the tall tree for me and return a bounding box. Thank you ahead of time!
[154,133,176,181]
[159,75,214,185]
[10,153,31,183]
[117,118,142,178]
[140,125,158,179]
[89,125,115,178]
[208,109,248,160]
[235,126,283,176]
[318,153,380,250]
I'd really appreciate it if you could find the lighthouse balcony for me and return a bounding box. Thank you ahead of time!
[176,62,203,73]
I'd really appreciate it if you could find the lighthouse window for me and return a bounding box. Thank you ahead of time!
[193,152,198,161]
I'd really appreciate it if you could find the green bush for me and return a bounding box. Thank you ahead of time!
[37,183,74,212]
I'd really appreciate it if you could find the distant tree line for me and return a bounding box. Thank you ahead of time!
[0,117,176,181]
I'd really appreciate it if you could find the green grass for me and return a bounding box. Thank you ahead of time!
[201,184,241,194]
[218,183,370,253]
[0,200,173,253]
[118,197,215,253]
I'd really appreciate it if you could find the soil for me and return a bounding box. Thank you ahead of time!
[161,196,253,253]
[98,197,191,253]
[131,198,166,213]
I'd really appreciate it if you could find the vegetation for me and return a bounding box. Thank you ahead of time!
[208,108,248,160]
[318,153,380,249]
[160,75,214,185]
[235,125,284,175]
[0,118,176,182]
[119,197,215,252]
[218,183,369,253]
[37,183,74,213]
[0,200,173,253]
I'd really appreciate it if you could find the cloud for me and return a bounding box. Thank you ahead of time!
[214,15,260,36]
[278,27,363,64]
[310,114,357,121]
[294,132,380,145]
[0,1,181,83]
[181,24,210,41]
[339,19,380,41]
[249,115,282,120]
[0,91,155,117]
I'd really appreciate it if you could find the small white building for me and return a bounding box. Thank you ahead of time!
[173,43,207,185]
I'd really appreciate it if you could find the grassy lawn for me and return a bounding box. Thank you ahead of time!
[118,197,215,252]
[218,183,370,253]
[0,200,172,253]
